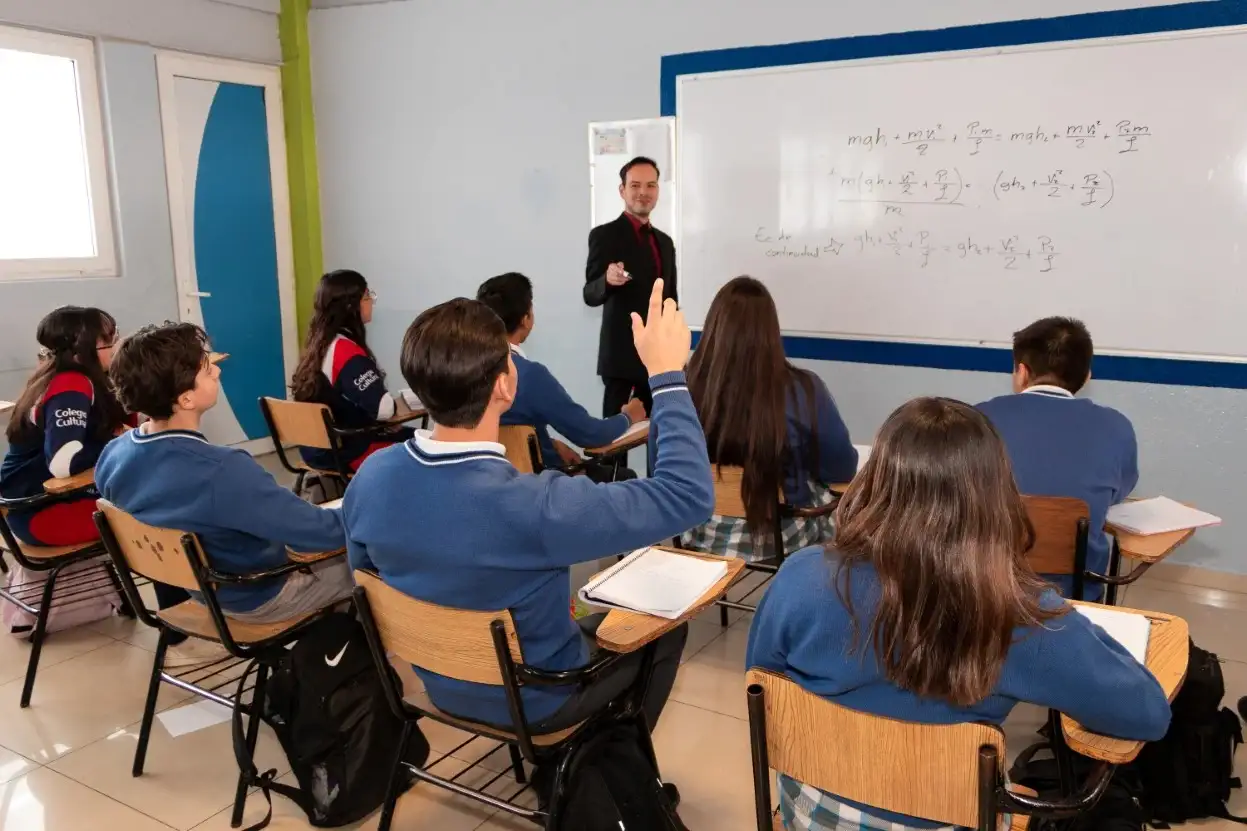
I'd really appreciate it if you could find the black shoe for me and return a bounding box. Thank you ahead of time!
[662,782,681,810]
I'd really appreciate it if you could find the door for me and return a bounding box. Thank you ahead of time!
[157,52,297,451]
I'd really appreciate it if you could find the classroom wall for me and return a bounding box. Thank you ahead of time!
[0,0,281,453]
[308,0,1246,574]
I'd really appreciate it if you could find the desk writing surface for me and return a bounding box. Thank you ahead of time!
[1108,497,1200,564]
[43,469,96,495]
[586,421,650,457]
[594,547,745,653]
[0,400,13,416]
[1061,602,1188,764]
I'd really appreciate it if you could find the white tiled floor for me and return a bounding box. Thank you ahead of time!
[1,462,1243,829]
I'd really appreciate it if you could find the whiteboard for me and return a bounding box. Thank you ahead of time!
[589,117,677,234]
[676,27,1247,362]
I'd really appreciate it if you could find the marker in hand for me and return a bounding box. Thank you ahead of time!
[606,262,631,287]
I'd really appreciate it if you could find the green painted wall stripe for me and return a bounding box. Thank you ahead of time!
[279,0,322,336]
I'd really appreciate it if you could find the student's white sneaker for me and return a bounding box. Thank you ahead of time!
[164,639,232,668]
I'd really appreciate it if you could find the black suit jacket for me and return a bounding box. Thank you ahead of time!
[583,213,677,381]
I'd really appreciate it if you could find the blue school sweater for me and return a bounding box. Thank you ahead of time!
[746,547,1171,829]
[648,369,858,505]
[501,345,630,467]
[96,427,346,612]
[0,372,112,501]
[977,387,1138,598]
[344,371,714,726]
[299,334,410,472]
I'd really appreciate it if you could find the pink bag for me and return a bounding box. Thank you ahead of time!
[3,559,123,638]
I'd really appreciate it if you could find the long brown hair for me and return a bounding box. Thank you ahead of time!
[687,277,819,550]
[7,306,126,444]
[833,397,1059,706]
[291,270,378,402]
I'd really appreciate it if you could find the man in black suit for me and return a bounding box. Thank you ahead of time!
[584,156,677,418]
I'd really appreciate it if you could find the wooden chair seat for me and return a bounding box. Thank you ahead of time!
[3,538,101,561]
[402,686,583,747]
[157,600,314,644]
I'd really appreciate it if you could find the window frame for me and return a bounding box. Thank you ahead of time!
[0,25,116,281]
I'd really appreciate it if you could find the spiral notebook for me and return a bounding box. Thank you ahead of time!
[579,548,728,620]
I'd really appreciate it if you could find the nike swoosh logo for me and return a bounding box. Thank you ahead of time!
[325,643,349,667]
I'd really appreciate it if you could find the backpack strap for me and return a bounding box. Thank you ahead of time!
[230,659,316,831]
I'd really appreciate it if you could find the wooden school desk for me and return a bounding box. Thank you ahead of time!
[1061,602,1188,764]
[388,395,429,427]
[592,546,746,653]
[209,352,229,364]
[1102,499,1203,604]
[585,421,650,479]
[0,400,14,417]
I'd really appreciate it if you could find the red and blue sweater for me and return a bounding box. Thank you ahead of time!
[299,334,411,472]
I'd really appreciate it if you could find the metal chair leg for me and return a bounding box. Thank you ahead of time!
[20,565,61,708]
[378,720,413,831]
[509,743,528,785]
[231,663,269,828]
[719,603,730,628]
[133,629,170,777]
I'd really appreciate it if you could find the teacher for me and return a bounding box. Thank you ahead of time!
[583,155,677,417]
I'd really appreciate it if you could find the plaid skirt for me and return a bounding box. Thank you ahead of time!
[679,481,836,563]
[778,774,1014,831]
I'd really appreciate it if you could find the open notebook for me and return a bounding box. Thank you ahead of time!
[579,548,728,620]
[614,419,650,444]
[1074,605,1151,665]
[1106,497,1221,536]
[321,498,343,510]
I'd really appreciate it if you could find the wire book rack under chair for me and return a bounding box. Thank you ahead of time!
[352,569,667,830]
[94,499,346,828]
[0,487,135,708]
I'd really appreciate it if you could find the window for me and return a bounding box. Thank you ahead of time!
[0,26,115,280]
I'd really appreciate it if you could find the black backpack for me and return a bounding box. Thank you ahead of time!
[1012,745,1148,831]
[1131,639,1246,826]
[552,722,688,831]
[231,612,431,830]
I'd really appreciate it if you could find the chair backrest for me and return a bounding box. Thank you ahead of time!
[261,397,333,450]
[498,425,541,474]
[747,668,1005,829]
[712,465,748,518]
[1022,495,1090,576]
[354,570,523,685]
[95,499,203,591]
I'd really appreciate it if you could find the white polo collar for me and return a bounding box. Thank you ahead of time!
[508,343,526,359]
[1022,384,1075,399]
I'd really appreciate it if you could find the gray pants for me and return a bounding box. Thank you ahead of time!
[228,559,354,625]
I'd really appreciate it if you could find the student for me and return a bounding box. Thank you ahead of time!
[746,398,1170,831]
[654,277,857,562]
[977,317,1138,599]
[344,280,713,735]
[477,271,646,479]
[290,269,418,473]
[0,307,129,546]
[96,322,351,624]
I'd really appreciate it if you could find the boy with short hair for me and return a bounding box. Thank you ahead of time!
[477,271,645,478]
[344,280,714,734]
[977,316,1138,598]
[96,322,351,623]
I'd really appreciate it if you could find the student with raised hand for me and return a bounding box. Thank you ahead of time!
[477,271,646,480]
[344,279,714,735]
[746,398,1170,831]
[977,317,1138,599]
[1,307,130,546]
[96,322,351,625]
[652,276,857,562]
[290,269,418,473]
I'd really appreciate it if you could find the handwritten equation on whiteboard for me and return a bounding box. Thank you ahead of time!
[846,119,1153,156]
[754,227,1060,273]
[831,167,1115,213]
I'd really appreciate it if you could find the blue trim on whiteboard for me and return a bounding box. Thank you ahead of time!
[660,1,1247,116]
[688,331,1247,389]
[665,1,1247,388]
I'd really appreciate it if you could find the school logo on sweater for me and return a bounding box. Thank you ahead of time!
[54,408,88,429]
